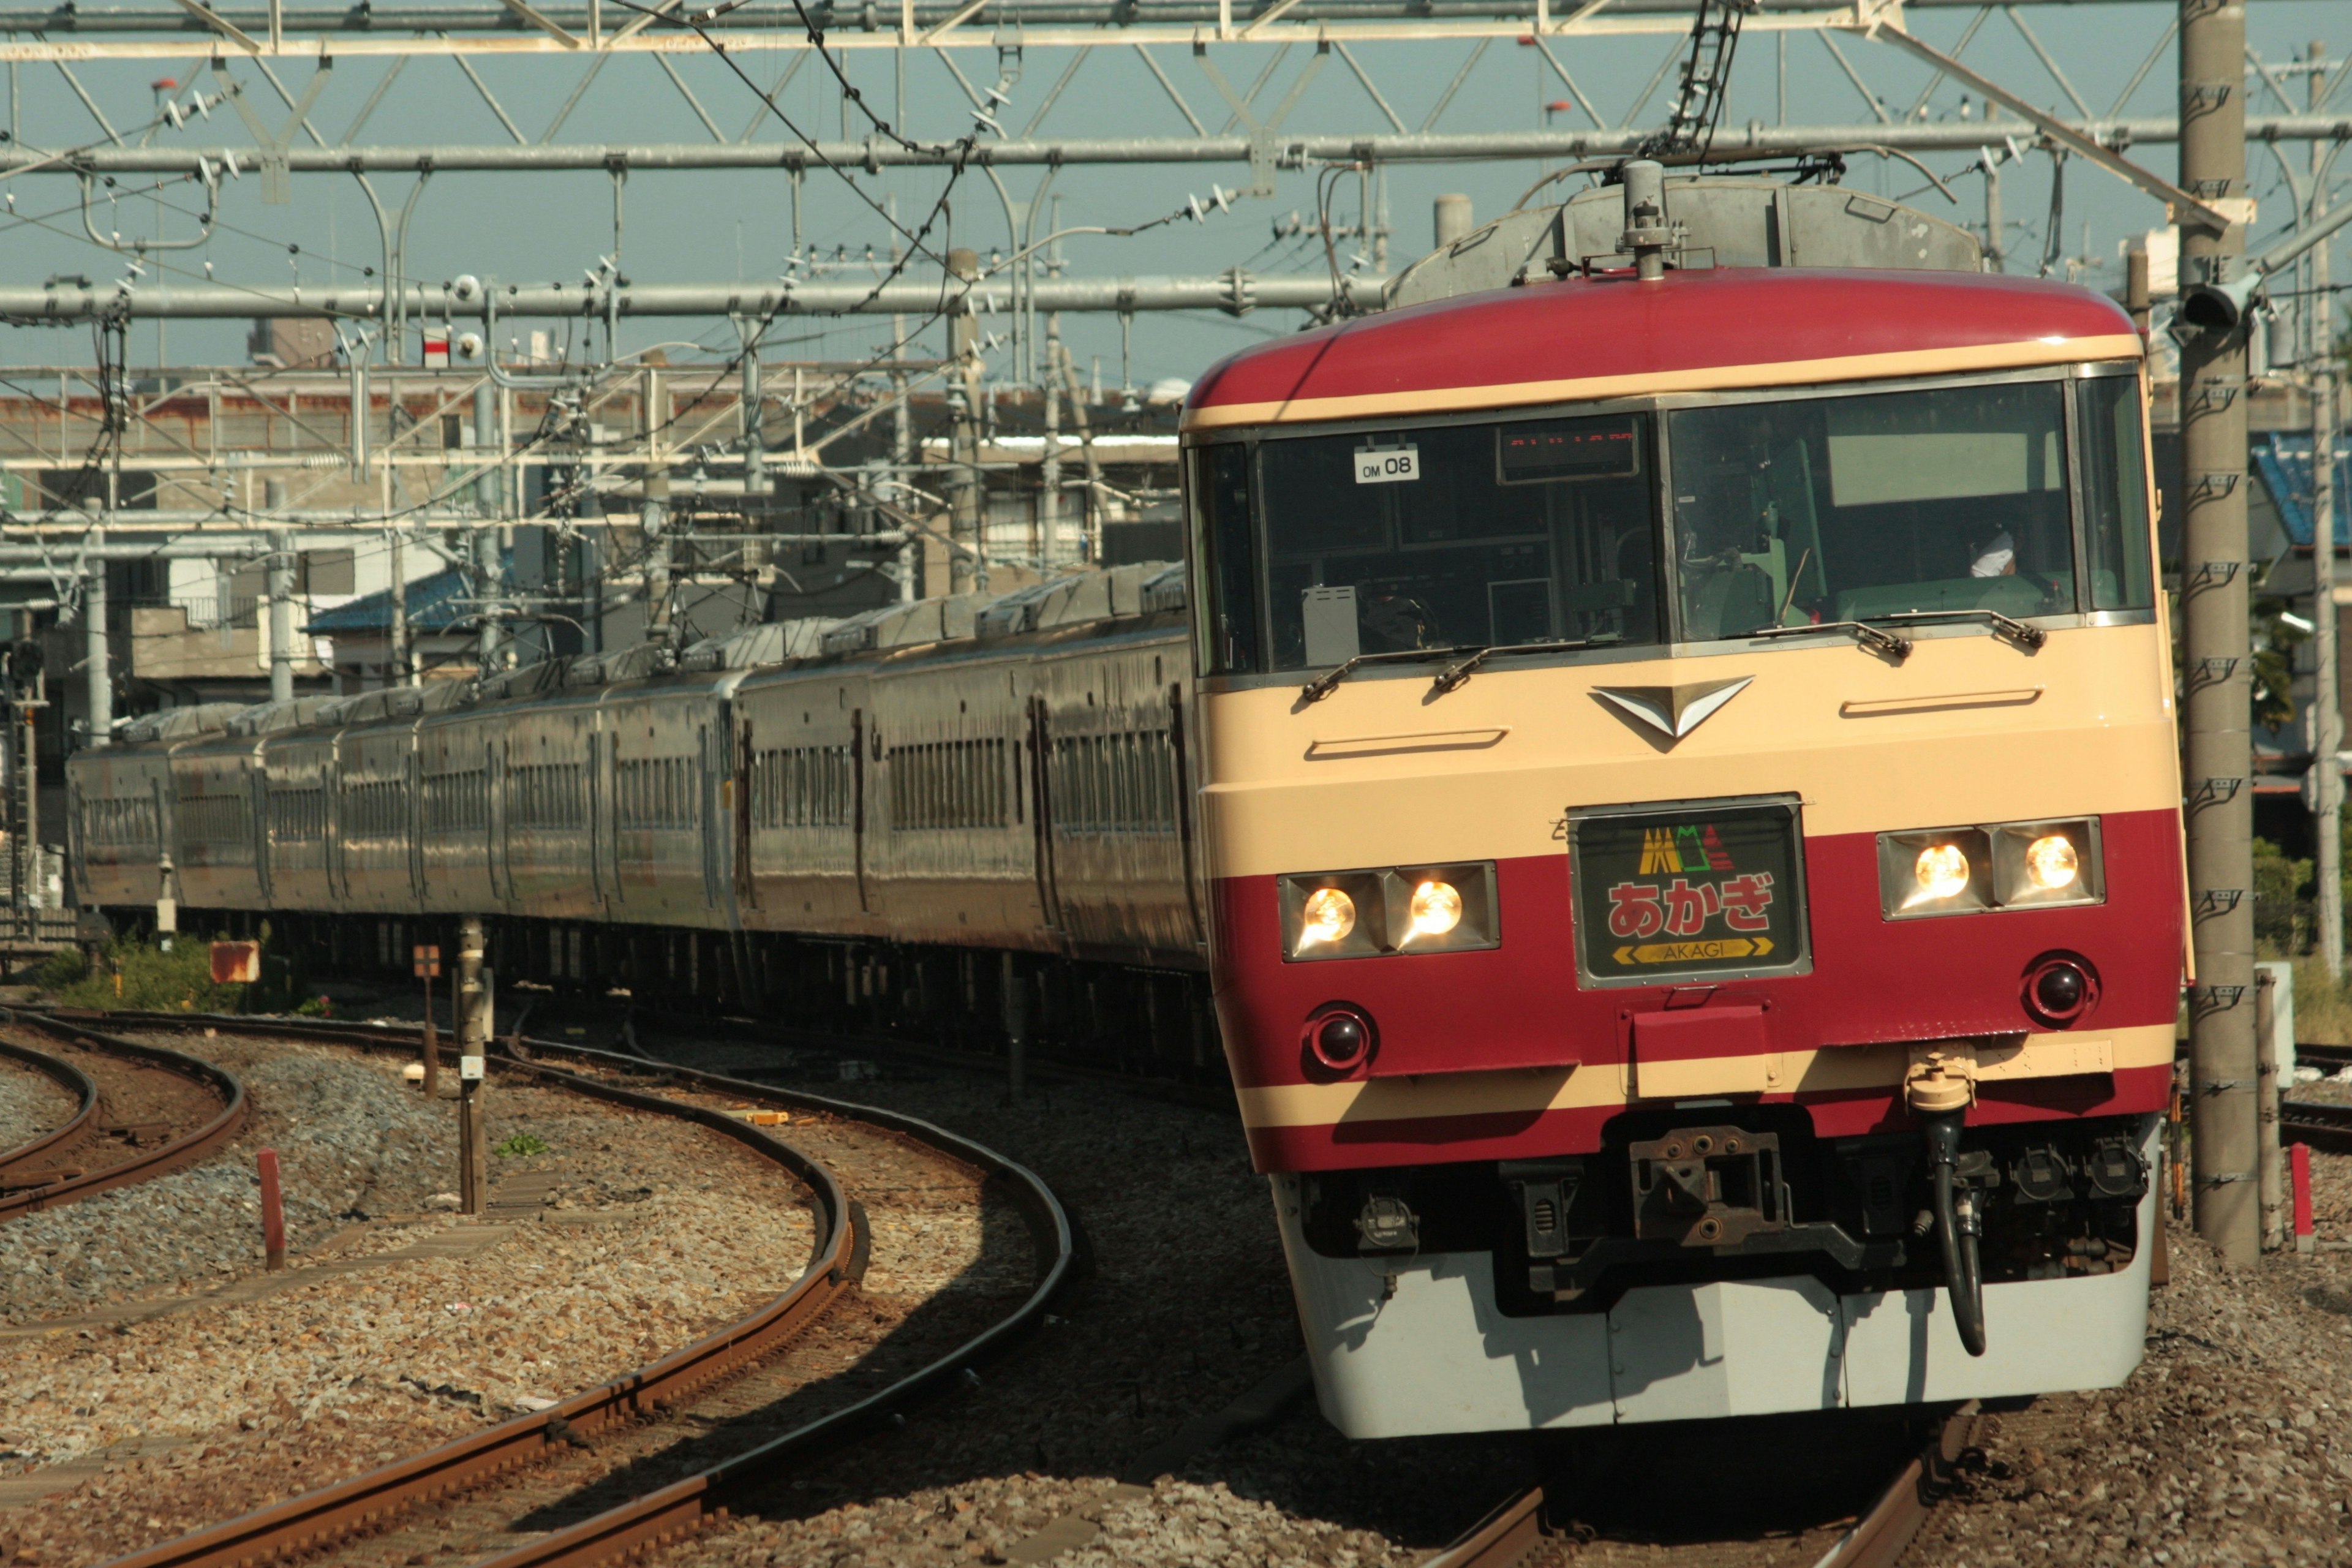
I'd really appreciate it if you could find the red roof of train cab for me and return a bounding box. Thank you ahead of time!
[1181,267,2141,430]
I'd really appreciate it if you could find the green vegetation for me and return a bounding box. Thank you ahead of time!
[39,924,312,1015]
[494,1133,551,1159]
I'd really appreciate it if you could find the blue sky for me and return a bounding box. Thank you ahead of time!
[0,0,2344,382]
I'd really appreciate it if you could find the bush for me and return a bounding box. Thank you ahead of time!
[55,935,251,1014]
[494,1133,549,1159]
[2256,837,2316,958]
[34,946,88,991]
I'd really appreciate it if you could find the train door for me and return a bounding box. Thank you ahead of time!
[252,763,274,909]
[851,708,870,913]
[699,721,721,911]
[405,747,425,908]
[587,726,608,908]
[1167,682,1206,949]
[488,737,509,905]
[732,709,757,913]
[1027,696,1063,932]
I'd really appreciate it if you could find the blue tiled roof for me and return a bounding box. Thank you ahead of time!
[2253,433,2352,548]
[303,567,474,635]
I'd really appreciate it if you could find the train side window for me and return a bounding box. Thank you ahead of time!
[2077,375,2155,611]
[1189,443,1261,675]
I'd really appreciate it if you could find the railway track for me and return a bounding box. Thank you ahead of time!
[1422,1403,1985,1568]
[2282,1096,2352,1155]
[59,1010,1074,1568]
[0,1011,247,1221]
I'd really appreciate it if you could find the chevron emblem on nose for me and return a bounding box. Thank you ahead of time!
[1592,677,1754,742]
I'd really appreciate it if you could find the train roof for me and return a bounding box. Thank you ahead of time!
[1180,267,2141,433]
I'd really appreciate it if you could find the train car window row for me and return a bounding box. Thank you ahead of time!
[271,785,328,842]
[889,738,1009,831]
[424,768,491,834]
[175,790,250,846]
[617,756,696,831]
[86,796,159,850]
[342,778,408,844]
[1049,728,1177,834]
[510,762,587,829]
[749,745,852,829]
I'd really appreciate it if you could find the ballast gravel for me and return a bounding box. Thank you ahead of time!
[0,1030,817,1568]
[0,1054,74,1153]
[1910,1156,2352,1568]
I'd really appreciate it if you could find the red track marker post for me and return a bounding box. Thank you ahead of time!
[2292,1143,2315,1255]
[257,1147,287,1271]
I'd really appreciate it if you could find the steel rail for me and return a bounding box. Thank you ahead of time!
[0,1012,247,1222]
[90,1011,861,1568]
[1416,1401,1983,1568]
[2282,1096,2352,1155]
[1,116,2342,176]
[0,1032,99,1182]
[86,1010,1077,1568]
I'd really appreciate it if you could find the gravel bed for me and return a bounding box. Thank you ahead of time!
[0,1053,75,1152]
[1911,1159,2352,1568]
[621,1023,1529,1568]
[0,1031,818,1567]
[0,1036,459,1325]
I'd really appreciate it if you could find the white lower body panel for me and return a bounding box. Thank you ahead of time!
[1275,1116,2159,1438]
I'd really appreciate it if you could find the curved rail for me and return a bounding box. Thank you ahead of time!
[83,1012,1076,1568]
[0,1012,248,1222]
[0,1033,99,1178]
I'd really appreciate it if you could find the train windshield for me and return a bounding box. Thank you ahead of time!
[1200,411,1665,674]
[1667,374,2153,641]
[1187,370,2153,677]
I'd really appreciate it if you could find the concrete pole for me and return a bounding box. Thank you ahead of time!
[389,528,412,688]
[267,529,296,705]
[742,340,766,497]
[948,247,982,597]
[472,379,499,514]
[2180,0,2258,1264]
[2127,249,2153,338]
[1983,137,2005,272]
[1042,312,1063,571]
[2311,41,2342,980]
[82,526,108,749]
[643,363,673,633]
[891,322,917,602]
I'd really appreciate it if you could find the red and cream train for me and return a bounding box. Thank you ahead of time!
[70,168,2182,1438]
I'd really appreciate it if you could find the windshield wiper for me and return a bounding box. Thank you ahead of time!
[1300,646,1478,704]
[1742,620,1914,661]
[1854,608,2048,651]
[1430,637,1622,696]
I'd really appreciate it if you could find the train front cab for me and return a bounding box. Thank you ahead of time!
[1182,270,2181,1436]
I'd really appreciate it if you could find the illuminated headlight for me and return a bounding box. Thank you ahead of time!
[1279,863,1499,960]
[1877,828,1992,918]
[1877,818,2105,919]
[1992,820,2104,908]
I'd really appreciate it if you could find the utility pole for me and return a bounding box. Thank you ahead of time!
[2311,39,2343,980]
[456,915,489,1216]
[82,527,108,750]
[643,361,673,634]
[474,379,505,674]
[948,247,982,597]
[388,527,412,688]
[2180,0,2258,1264]
[267,529,295,705]
[741,326,766,498]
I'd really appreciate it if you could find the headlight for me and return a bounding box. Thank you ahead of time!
[1406,880,1463,940]
[1279,863,1498,960]
[1300,887,1358,947]
[2025,835,2077,891]
[1992,820,2104,908]
[1879,818,2104,918]
[1913,843,1972,903]
[1877,828,1991,918]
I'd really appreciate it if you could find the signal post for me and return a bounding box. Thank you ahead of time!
[457,918,490,1216]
